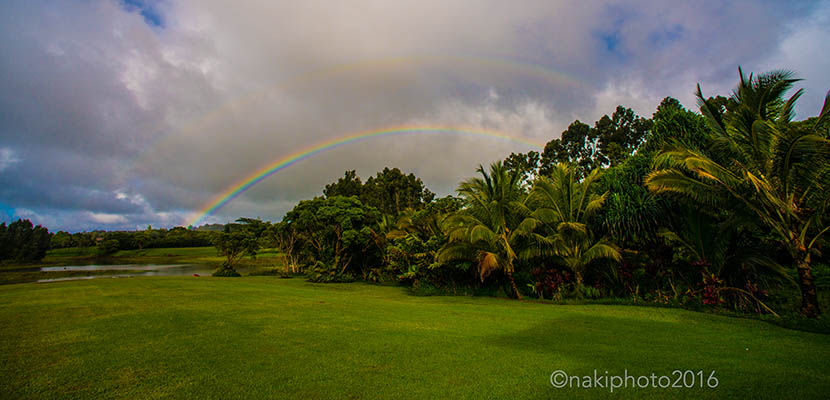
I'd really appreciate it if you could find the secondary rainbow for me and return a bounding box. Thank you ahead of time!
[187,126,544,226]
[138,55,582,168]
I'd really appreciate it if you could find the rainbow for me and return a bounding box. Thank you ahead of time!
[187,126,544,226]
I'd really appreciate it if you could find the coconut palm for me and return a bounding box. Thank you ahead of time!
[438,162,538,299]
[656,208,791,287]
[646,68,830,317]
[527,163,621,288]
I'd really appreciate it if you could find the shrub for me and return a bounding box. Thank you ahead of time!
[306,261,355,283]
[212,262,241,277]
[97,239,121,256]
[248,267,293,278]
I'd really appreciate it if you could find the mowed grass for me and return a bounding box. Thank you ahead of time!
[1,278,828,399]
[110,247,283,259]
[45,246,221,258]
[43,246,281,268]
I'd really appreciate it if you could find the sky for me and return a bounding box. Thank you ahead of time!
[1,0,829,232]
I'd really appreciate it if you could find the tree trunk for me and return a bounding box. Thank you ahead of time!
[796,253,821,318]
[574,271,584,288]
[339,255,352,275]
[506,269,522,300]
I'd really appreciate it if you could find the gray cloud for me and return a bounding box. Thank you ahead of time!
[0,0,827,231]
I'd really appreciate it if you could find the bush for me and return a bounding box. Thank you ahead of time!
[96,239,120,256]
[306,261,355,283]
[212,262,241,277]
[248,267,293,278]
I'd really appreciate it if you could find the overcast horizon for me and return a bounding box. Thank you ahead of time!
[1,0,829,232]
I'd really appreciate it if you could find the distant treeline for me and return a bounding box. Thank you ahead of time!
[50,226,221,252]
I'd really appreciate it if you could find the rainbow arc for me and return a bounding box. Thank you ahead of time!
[187,126,544,226]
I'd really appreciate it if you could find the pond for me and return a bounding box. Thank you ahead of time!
[36,264,215,283]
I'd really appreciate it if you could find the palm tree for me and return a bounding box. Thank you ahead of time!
[438,162,537,299]
[646,68,830,317]
[656,208,791,287]
[527,163,621,288]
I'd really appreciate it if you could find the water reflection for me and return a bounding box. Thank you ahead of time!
[36,264,214,283]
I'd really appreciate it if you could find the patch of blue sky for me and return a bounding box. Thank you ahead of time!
[0,202,15,223]
[600,32,621,52]
[120,0,164,28]
[593,3,633,61]
[648,25,684,49]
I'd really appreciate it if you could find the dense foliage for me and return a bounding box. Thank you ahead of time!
[50,226,216,251]
[0,219,50,263]
[646,69,830,317]
[268,68,829,319]
[324,167,435,215]
[280,196,381,282]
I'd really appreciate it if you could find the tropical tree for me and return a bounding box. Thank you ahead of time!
[438,162,537,299]
[388,196,464,286]
[503,150,540,187]
[646,68,830,317]
[657,208,791,288]
[212,230,258,275]
[361,167,435,216]
[539,106,652,177]
[596,151,668,247]
[269,221,302,273]
[323,170,363,198]
[527,164,621,289]
[282,196,380,280]
[540,120,598,176]
[593,105,653,167]
[0,219,51,263]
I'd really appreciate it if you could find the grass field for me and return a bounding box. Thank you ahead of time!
[1,277,828,399]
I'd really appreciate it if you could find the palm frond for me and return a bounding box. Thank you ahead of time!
[657,228,702,261]
[557,221,587,234]
[780,88,804,124]
[814,90,830,131]
[470,224,498,244]
[478,251,502,281]
[581,242,622,265]
[436,242,477,264]
[645,169,725,207]
[584,193,607,216]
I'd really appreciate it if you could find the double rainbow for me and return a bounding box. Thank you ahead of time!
[187,126,544,226]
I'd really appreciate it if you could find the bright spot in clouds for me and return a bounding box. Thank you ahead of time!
[87,212,129,225]
[0,148,20,172]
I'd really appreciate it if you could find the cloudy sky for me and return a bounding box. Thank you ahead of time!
[1,0,828,232]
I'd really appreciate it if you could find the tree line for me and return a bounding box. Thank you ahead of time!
[0,219,51,263]
[50,226,218,255]
[254,69,827,318]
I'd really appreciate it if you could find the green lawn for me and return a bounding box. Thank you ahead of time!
[1,278,828,399]
[46,246,221,258]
